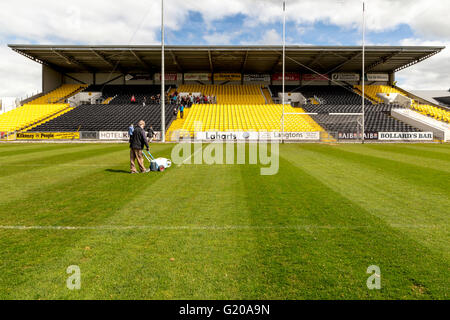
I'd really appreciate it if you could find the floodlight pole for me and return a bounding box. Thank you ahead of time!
[282,1,286,143]
[361,1,365,144]
[161,0,166,142]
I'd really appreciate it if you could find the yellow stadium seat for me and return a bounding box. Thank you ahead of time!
[0,104,70,132]
[355,85,450,123]
[180,104,324,136]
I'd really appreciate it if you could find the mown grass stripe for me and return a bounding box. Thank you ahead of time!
[281,144,449,259]
[238,156,449,299]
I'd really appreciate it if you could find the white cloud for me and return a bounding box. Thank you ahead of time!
[203,32,241,45]
[0,46,40,98]
[0,0,449,96]
[396,38,449,90]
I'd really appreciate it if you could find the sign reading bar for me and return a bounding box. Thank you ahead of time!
[332,73,360,81]
[213,73,242,81]
[184,73,211,81]
[16,132,80,140]
[302,74,330,81]
[272,73,300,82]
[378,132,434,141]
[244,74,271,82]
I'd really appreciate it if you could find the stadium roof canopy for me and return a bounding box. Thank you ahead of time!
[9,45,444,75]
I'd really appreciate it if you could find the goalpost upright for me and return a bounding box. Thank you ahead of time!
[281,1,286,143]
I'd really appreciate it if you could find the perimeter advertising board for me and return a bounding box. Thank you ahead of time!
[16,132,80,140]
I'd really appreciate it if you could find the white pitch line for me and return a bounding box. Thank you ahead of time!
[0,224,441,231]
[1,164,124,167]
[177,145,204,167]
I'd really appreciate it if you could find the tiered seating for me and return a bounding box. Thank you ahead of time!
[270,85,372,105]
[0,104,70,132]
[181,104,323,135]
[178,84,266,105]
[166,109,191,141]
[29,84,87,104]
[85,85,165,103]
[354,85,403,104]
[28,104,174,132]
[412,104,450,123]
[356,85,450,123]
[302,104,420,133]
[262,87,274,104]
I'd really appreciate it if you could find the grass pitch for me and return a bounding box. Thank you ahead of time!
[0,143,448,300]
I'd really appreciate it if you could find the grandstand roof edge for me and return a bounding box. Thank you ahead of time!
[8,44,445,74]
[8,44,445,50]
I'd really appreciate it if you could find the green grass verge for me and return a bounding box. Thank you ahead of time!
[0,143,448,299]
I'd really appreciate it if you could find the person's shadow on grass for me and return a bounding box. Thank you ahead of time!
[105,169,130,174]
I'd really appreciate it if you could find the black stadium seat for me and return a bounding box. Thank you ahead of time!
[29,85,175,132]
[28,103,174,132]
[270,85,420,133]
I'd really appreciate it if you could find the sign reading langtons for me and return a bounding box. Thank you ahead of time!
[378,132,434,141]
[261,132,320,141]
[16,132,80,140]
[99,131,129,140]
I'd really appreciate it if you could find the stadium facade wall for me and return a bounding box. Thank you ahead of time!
[43,65,63,93]
[64,73,94,85]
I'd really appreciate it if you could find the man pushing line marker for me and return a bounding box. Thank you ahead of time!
[129,120,150,174]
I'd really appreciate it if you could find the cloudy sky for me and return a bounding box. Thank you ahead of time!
[0,0,449,98]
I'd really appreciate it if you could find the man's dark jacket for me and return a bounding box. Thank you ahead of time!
[130,126,149,150]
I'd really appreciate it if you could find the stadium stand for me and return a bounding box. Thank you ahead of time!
[356,85,450,123]
[178,84,266,105]
[412,104,450,123]
[270,85,372,105]
[166,108,191,141]
[302,104,420,134]
[0,104,71,133]
[26,85,176,134]
[180,104,323,136]
[29,84,87,104]
[28,103,174,132]
[262,87,274,104]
